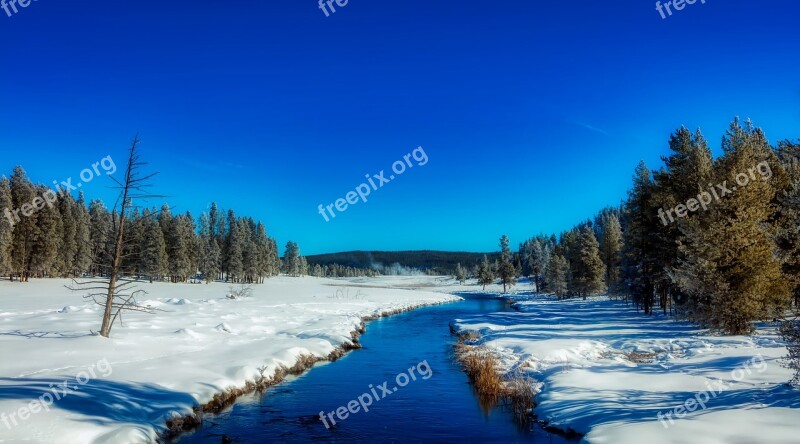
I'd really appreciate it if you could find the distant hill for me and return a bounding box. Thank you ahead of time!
[305,250,498,274]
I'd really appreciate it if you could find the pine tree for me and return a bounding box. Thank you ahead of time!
[166,213,193,282]
[224,210,244,282]
[672,119,790,333]
[298,255,308,276]
[255,222,271,282]
[529,236,551,292]
[268,238,280,276]
[56,193,78,277]
[651,127,714,313]
[283,241,300,276]
[599,212,623,296]
[573,225,605,298]
[478,254,494,290]
[545,253,569,299]
[776,139,800,308]
[30,185,61,277]
[0,176,13,278]
[241,218,258,283]
[560,228,581,296]
[121,208,143,277]
[9,166,38,281]
[198,212,220,283]
[519,240,533,277]
[497,235,517,293]
[73,192,92,276]
[88,199,112,276]
[200,236,220,283]
[621,161,659,313]
[140,209,168,282]
[454,262,467,284]
[778,181,800,308]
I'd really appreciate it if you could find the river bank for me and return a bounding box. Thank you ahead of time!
[0,276,459,443]
[176,292,569,443]
[450,291,800,443]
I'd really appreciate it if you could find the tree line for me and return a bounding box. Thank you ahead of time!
[491,119,799,335]
[0,166,319,284]
[0,165,406,285]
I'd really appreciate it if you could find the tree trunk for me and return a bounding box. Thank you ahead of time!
[98,137,142,338]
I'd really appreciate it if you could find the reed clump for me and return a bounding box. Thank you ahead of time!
[454,333,537,423]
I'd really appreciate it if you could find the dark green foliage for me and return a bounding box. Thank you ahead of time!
[0,161,280,285]
[671,120,789,333]
[139,209,168,282]
[572,226,605,298]
[517,120,795,337]
[283,241,301,277]
[0,177,12,277]
[9,167,39,281]
[497,235,516,293]
[780,316,800,386]
[306,250,499,275]
[454,262,467,284]
[478,254,494,290]
[598,212,623,295]
[545,253,569,298]
[620,161,660,314]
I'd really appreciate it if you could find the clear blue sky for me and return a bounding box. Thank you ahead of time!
[0,0,798,255]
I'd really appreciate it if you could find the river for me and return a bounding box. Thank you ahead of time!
[176,293,571,443]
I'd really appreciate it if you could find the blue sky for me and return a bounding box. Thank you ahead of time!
[0,0,798,255]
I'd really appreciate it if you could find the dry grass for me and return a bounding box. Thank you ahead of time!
[455,343,504,413]
[454,337,537,424]
[625,351,658,363]
[457,331,481,342]
[457,344,504,396]
[504,369,536,423]
[600,349,660,364]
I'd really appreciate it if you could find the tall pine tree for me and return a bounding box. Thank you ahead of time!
[672,119,789,333]
[497,235,516,293]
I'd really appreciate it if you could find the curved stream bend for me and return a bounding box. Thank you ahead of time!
[177,293,571,443]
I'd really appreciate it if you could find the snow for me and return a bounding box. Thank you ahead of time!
[3,275,798,443]
[450,289,800,444]
[0,276,460,443]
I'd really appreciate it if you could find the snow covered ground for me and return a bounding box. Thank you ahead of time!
[0,276,459,443]
[451,290,800,444]
[4,275,797,444]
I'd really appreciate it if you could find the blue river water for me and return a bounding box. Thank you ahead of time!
[176,293,573,443]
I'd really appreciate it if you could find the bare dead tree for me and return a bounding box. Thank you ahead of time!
[68,276,159,332]
[68,135,162,338]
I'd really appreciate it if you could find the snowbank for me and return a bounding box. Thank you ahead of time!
[0,276,459,443]
[451,292,800,444]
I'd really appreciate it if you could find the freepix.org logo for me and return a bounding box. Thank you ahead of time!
[317,146,428,222]
[655,0,706,20]
[3,155,117,228]
[2,0,39,18]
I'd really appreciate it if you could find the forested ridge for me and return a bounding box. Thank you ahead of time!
[306,250,498,273]
[512,119,799,335]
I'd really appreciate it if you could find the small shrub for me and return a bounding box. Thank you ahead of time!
[227,283,253,300]
[624,351,658,364]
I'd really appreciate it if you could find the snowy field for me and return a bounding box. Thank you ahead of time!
[3,276,797,444]
[451,291,800,444]
[0,276,459,443]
